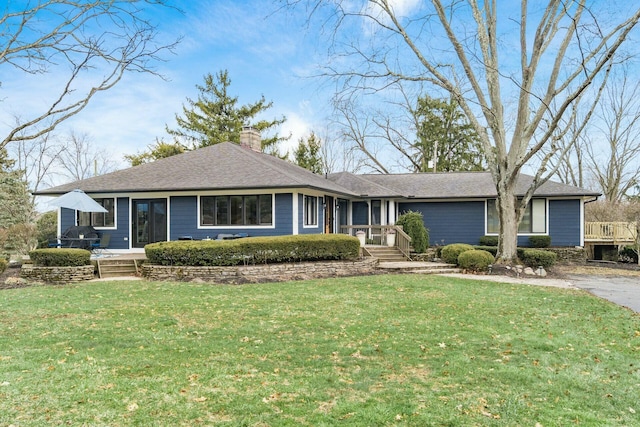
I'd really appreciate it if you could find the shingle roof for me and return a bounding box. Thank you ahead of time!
[35,142,355,196]
[35,143,600,199]
[353,171,601,198]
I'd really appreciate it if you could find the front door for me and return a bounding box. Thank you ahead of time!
[132,199,167,248]
[324,196,334,234]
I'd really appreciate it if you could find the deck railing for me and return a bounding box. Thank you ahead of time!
[585,222,637,243]
[340,225,413,259]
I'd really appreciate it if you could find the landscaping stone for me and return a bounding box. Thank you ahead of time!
[142,258,378,284]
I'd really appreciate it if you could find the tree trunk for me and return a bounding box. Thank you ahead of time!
[496,180,520,264]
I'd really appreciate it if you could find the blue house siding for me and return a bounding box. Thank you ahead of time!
[170,196,197,240]
[59,197,129,250]
[298,194,324,235]
[110,197,130,250]
[352,202,368,225]
[168,193,295,240]
[398,201,486,246]
[549,199,581,246]
[60,208,75,233]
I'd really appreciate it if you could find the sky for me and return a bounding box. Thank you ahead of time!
[3,0,640,197]
[1,0,340,173]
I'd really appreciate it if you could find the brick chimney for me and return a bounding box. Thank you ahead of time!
[240,126,261,151]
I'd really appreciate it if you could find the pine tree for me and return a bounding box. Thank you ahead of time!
[167,70,287,151]
[413,95,485,172]
[293,132,324,174]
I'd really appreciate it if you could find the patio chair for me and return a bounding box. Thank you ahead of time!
[91,233,111,256]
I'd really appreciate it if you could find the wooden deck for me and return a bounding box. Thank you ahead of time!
[585,222,637,244]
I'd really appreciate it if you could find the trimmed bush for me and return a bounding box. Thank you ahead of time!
[0,258,7,273]
[145,234,360,267]
[440,243,474,265]
[520,249,557,269]
[396,211,429,253]
[474,245,498,256]
[28,248,91,267]
[458,249,495,272]
[479,235,499,246]
[529,235,551,248]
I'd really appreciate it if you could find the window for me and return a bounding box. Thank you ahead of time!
[371,200,381,225]
[78,198,115,228]
[487,199,546,234]
[304,195,318,226]
[200,195,272,226]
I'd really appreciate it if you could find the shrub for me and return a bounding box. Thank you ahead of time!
[396,211,429,253]
[145,234,360,266]
[36,211,58,249]
[474,245,498,256]
[529,235,551,248]
[479,235,498,246]
[458,249,495,272]
[0,258,7,273]
[28,248,91,267]
[619,246,639,264]
[520,249,557,269]
[440,243,474,265]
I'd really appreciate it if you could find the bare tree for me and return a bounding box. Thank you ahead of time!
[288,0,640,263]
[9,123,64,198]
[331,97,391,173]
[58,131,119,181]
[0,0,180,150]
[585,69,640,202]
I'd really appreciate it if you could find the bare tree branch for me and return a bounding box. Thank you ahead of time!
[0,0,181,150]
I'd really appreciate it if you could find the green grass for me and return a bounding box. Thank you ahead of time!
[1,275,639,426]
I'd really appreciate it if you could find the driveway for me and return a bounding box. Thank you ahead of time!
[566,274,640,313]
[442,266,640,313]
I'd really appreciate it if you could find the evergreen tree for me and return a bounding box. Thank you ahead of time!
[292,132,323,174]
[125,139,186,166]
[167,70,287,151]
[0,149,31,227]
[413,95,485,172]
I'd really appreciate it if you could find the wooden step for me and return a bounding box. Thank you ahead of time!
[365,246,409,261]
[96,258,141,278]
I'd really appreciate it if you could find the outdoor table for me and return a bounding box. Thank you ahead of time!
[60,237,99,250]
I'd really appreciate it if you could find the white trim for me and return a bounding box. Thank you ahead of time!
[292,192,299,235]
[485,198,549,236]
[302,195,319,228]
[579,197,585,247]
[196,194,276,229]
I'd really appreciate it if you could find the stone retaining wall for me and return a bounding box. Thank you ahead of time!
[20,264,95,283]
[546,247,587,264]
[141,258,378,284]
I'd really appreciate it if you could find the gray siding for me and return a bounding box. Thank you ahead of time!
[398,201,486,246]
[549,199,581,246]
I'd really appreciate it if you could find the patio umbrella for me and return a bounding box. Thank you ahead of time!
[48,189,108,213]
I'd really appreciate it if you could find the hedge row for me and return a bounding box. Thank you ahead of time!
[478,235,551,248]
[145,234,361,266]
[440,243,557,270]
[28,248,92,267]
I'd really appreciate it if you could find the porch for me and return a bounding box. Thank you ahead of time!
[340,225,412,260]
[585,222,637,245]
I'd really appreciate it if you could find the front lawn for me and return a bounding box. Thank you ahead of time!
[1,275,639,425]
